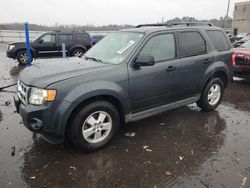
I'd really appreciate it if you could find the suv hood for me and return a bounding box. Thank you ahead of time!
[19,57,111,88]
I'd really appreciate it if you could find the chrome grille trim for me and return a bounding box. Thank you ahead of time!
[17,80,29,105]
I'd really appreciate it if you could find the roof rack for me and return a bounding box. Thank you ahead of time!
[135,22,214,28]
[167,22,214,27]
[135,23,168,28]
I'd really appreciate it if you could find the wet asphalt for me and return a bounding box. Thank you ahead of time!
[0,43,250,188]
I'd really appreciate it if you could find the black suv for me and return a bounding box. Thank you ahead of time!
[7,31,92,65]
[14,22,233,152]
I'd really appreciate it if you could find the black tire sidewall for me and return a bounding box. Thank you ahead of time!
[200,78,224,111]
[17,50,33,65]
[70,101,120,152]
[72,49,84,57]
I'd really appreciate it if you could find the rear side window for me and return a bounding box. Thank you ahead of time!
[206,30,230,52]
[178,31,206,57]
[58,34,73,42]
[140,34,176,62]
[76,33,90,42]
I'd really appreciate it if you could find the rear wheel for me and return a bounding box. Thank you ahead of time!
[196,78,224,111]
[17,50,33,65]
[72,48,84,57]
[69,101,120,152]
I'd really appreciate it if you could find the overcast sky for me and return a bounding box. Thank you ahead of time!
[0,0,247,26]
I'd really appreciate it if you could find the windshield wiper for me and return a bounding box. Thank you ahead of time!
[84,56,103,63]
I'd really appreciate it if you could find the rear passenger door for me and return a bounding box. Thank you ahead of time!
[58,34,74,56]
[177,30,214,97]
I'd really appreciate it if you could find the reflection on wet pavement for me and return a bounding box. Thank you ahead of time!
[0,43,250,188]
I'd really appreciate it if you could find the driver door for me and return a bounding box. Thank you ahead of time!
[33,33,58,57]
[128,33,182,112]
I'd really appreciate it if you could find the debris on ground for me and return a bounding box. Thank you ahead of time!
[30,176,36,180]
[241,176,247,187]
[11,146,15,157]
[179,156,184,161]
[165,171,172,176]
[125,132,136,137]
[143,145,153,152]
[5,100,11,106]
[69,166,76,171]
[43,164,48,169]
[160,122,165,126]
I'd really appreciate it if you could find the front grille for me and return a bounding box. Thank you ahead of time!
[17,80,29,105]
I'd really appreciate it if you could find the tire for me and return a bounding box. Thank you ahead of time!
[196,78,224,111]
[69,101,120,152]
[17,50,33,65]
[71,48,84,57]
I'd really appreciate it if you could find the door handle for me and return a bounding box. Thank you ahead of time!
[165,66,176,71]
[203,59,213,64]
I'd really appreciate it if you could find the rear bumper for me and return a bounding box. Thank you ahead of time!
[234,66,250,78]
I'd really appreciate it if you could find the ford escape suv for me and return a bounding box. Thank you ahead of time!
[14,22,233,152]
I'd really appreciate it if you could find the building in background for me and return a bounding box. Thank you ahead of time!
[233,1,250,35]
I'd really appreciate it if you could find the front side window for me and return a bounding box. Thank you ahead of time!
[85,32,144,64]
[140,34,176,62]
[41,34,55,43]
[179,31,206,57]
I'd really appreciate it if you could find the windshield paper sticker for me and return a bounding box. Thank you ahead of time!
[117,40,135,54]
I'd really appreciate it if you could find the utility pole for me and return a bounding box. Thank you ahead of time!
[161,17,164,24]
[224,0,231,28]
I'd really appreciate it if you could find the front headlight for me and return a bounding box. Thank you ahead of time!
[8,44,15,50]
[29,88,56,105]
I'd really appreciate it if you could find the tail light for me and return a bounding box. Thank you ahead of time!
[89,41,93,48]
[232,53,236,67]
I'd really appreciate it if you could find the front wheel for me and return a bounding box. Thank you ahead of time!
[69,101,120,152]
[16,50,33,65]
[196,78,224,111]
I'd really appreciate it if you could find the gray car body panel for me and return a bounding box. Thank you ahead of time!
[16,25,233,139]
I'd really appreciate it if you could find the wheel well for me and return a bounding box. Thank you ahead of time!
[16,49,34,58]
[205,71,228,88]
[65,95,125,136]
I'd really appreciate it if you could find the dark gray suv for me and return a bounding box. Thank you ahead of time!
[14,22,233,152]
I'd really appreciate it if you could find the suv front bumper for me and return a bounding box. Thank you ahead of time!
[14,95,65,143]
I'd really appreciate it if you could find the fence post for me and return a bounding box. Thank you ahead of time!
[62,43,66,58]
[24,23,32,66]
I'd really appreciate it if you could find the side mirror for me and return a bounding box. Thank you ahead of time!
[39,39,44,44]
[133,54,155,67]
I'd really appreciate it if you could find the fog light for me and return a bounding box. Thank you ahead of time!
[30,118,43,130]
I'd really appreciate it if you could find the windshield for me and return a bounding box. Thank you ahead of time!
[242,40,250,48]
[84,32,144,64]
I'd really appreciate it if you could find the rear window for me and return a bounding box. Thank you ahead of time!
[206,30,230,52]
[179,31,206,57]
